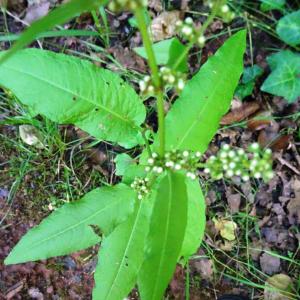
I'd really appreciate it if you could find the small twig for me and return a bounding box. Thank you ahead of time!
[275,153,300,175]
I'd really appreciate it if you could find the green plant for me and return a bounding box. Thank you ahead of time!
[257,3,300,102]
[1,1,275,299]
[261,50,300,103]
[235,64,264,100]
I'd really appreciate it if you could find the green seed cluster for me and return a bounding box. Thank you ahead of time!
[160,67,186,93]
[108,0,147,12]
[176,17,206,47]
[204,143,274,182]
[131,177,150,200]
[145,150,202,180]
[139,67,186,95]
[206,1,235,23]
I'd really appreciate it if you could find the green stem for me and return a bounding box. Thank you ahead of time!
[134,8,165,156]
[141,129,152,157]
[172,0,222,71]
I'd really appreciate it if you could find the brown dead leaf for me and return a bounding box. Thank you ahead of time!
[287,179,300,225]
[150,11,181,42]
[111,46,147,72]
[24,1,50,24]
[247,111,272,131]
[221,101,260,125]
[260,253,281,275]
[169,265,185,300]
[193,258,213,280]
[258,132,291,151]
[226,191,241,213]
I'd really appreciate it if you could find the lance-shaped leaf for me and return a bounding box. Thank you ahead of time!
[159,30,246,153]
[180,179,206,260]
[5,184,135,265]
[138,171,188,300]
[0,49,146,148]
[93,195,154,300]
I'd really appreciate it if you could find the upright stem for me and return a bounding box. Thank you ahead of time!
[134,8,165,156]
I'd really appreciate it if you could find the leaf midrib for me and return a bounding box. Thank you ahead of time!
[151,172,173,300]
[176,53,239,149]
[4,65,136,127]
[105,200,144,300]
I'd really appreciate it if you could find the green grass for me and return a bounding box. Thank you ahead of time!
[0,94,110,226]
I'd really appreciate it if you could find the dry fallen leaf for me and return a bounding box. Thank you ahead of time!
[287,179,300,225]
[19,125,44,149]
[214,218,237,241]
[150,11,181,42]
[193,258,213,280]
[221,101,260,125]
[247,111,273,131]
[226,191,241,213]
[24,1,50,24]
[260,253,281,275]
[264,274,293,300]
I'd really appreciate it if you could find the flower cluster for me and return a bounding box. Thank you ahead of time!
[176,17,206,47]
[145,150,202,180]
[139,67,186,95]
[204,143,274,182]
[108,0,147,12]
[160,67,186,93]
[206,1,235,23]
[131,177,150,200]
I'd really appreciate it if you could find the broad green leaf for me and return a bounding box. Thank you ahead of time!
[242,65,264,84]
[235,64,263,100]
[93,194,154,300]
[115,153,135,176]
[276,10,300,46]
[180,179,206,260]
[138,171,188,300]
[134,38,188,72]
[159,30,246,153]
[261,50,300,103]
[5,184,135,265]
[260,0,285,11]
[0,0,107,63]
[122,164,147,185]
[0,49,146,148]
[235,81,255,100]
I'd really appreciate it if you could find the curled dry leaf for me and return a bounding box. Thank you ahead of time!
[19,125,44,149]
[247,111,272,131]
[257,121,291,151]
[150,11,181,42]
[221,101,260,125]
[213,218,237,241]
[264,274,293,300]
